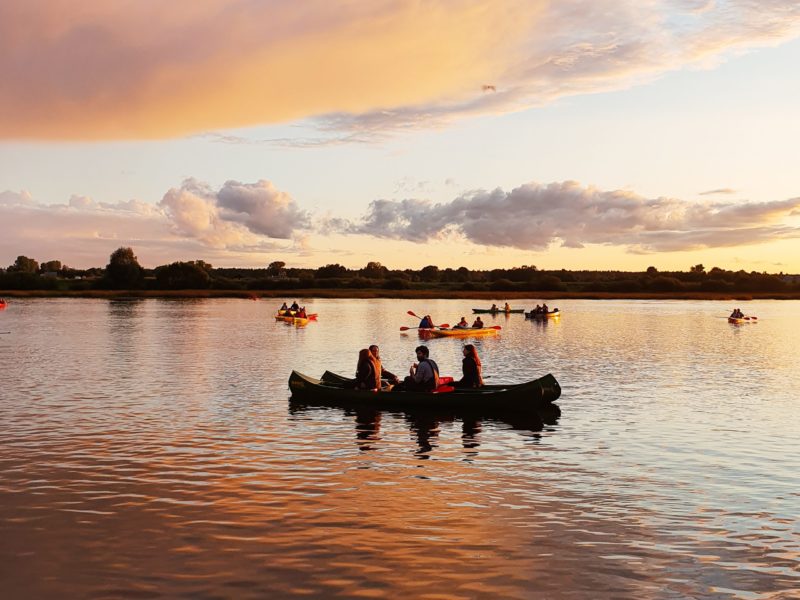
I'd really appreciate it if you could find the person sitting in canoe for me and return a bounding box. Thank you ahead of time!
[296,306,307,318]
[504,302,511,312]
[454,316,469,329]
[369,345,400,385]
[419,315,434,329]
[490,303,498,312]
[730,308,744,318]
[542,303,549,314]
[395,346,440,392]
[472,316,484,328]
[455,344,484,388]
[354,348,381,391]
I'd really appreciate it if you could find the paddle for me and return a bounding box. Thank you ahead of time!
[400,324,451,331]
[405,310,449,329]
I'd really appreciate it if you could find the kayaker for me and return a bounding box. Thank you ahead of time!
[455,344,483,388]
[419,315,434,329]
[472,316,484,328]
[542,303,549,314]
[280,302,288,311]
[354,348,381,391]
[454,316,469,329]
[396,346,440,392]
[369,345,400,385]
[290,301,300,311]
[297,306,307,318]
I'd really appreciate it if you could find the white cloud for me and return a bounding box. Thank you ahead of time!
[158,178,309,247]
[217,180,310,238]
[0,179,312,267]
[335,181,800,252]
[699,188,736,196]
[0,190,34,205]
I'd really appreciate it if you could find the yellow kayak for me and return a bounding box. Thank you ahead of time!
[275,314,309,326]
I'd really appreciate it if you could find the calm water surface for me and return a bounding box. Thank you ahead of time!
[0,298,798,599]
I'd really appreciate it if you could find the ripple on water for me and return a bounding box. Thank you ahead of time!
[0,298,798,598]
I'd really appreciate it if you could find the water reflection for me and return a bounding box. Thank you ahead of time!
[2,298,799,599]
[288,400,554,459]
[354,407,382,451]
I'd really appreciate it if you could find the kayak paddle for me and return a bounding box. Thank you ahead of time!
[405,310,448,329]
[400,324,451,331]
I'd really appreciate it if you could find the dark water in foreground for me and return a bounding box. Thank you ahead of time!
[0,298,798,599]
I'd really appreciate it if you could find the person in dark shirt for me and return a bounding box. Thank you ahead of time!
[455,344,484,388]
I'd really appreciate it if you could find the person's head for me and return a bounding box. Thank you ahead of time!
[358,348,371,362]
[369,345,380,358]
[463,344,481,365]
[415,345,429,359]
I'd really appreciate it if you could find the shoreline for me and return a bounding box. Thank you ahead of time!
[1,289,799,301]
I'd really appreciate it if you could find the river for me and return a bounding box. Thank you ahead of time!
[0,298,797,599]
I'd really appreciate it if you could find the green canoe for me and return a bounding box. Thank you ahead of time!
[288,370,561,415]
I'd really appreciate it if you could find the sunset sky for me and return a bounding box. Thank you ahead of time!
[2,1,799,272]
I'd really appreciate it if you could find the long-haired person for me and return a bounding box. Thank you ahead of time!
[456,344,484,388]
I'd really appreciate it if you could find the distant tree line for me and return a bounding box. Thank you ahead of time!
[1,250,799,294]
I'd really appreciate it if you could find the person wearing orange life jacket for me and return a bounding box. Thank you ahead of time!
[369,345,399,385]
[454,316,469,329]
[296,306,307,318]
[354,348,381,390]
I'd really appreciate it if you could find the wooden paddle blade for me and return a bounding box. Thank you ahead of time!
[407,310,419,318]
[490,325,502,330]
[438,323,450,329]
[399,326,412,331]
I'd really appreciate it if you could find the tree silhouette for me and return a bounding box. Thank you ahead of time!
[9,255,39,273]
[105,247,144,289]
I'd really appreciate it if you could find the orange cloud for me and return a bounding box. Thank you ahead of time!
[2,1,799,140]
[0,0,534,139]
